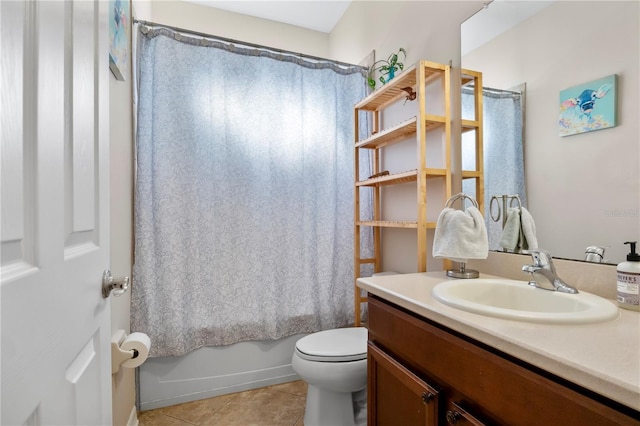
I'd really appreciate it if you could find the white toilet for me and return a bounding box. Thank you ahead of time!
[292,327,368,426]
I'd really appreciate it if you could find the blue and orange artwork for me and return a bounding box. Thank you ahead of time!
[559,74,617,137]
[109,0,130,81]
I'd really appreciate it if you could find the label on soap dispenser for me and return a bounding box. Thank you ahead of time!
[617,271,640,308]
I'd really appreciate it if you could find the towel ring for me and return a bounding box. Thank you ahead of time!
[489,196,501,222]
[442,193,481,280]
[445,193,479,210]
[509,195,522,210]
[490,194,522,225]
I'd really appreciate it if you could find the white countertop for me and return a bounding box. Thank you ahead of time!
[357,271,640,412]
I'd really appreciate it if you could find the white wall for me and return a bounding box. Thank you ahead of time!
[110,2,153,425]
[330,1,482,67]
[462,1,640,263]
[110,71,136,426]
[149,0,331,58]
[110,1,140,423]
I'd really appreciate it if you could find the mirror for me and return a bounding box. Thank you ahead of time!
[461,1,639,264]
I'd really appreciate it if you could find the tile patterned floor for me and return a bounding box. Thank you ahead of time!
[138,381,307,426]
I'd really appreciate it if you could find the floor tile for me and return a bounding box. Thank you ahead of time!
[156,393,237,425]
[138,381,307,426]
[269,380,308,397]
[138,409,196,426]
[200,385,306,426]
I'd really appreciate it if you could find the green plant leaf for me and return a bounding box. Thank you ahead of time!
[368,48,407,88]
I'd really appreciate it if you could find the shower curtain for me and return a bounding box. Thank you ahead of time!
[462,86,526,251]
[132,27,371,357]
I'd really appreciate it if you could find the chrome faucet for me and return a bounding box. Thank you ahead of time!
[522,249,578,294]
[584,245,606,263]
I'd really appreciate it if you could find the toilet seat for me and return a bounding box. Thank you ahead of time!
[295,327,367,362]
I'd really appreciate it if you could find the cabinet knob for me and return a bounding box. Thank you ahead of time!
[421,391,435,403]
[446,410,461,425]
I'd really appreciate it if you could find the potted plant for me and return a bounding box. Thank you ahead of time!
[367,48,407,90]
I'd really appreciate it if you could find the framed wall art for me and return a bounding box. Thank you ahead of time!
[109,0,130,81]
[559,74,617,137]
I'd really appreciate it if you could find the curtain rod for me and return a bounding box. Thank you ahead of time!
[462,85,522,96]
[133,18,365,71]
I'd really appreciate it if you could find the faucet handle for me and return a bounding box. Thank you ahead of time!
[528,249,555,271]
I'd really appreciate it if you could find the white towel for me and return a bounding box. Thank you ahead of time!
[433,206,489,263]
[520,207,538,249]
[499,207,538,251]
[499,208,521,250]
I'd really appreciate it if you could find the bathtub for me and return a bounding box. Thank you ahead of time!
[138,333,306,410]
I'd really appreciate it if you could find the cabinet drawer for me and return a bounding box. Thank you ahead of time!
[444,401,487,426]
[368,295,640,426]
[368,341,439,426]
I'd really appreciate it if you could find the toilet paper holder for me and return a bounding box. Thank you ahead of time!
[111,329,139,374]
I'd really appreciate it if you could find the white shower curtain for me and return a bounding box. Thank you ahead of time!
[462,86,526,251]
[132,27,371,357]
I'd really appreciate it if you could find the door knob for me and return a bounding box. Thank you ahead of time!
[102,270,130,298]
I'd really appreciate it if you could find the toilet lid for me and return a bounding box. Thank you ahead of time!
[295,327,367,362]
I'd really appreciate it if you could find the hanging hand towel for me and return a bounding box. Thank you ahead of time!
[499,208,521,251]
[500,207,538,251]
[519,207,538,250]
[433,206,489,263]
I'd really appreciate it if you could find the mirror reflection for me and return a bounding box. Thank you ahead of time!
[461,0,639,264]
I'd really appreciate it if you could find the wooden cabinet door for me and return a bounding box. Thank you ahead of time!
[368,342,439,426]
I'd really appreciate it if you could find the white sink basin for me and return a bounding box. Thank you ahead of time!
[432,278,619,324]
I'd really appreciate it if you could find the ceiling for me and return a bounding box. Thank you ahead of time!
[462,1,555,55]
[183,0,352,33]
[181,1,554,48]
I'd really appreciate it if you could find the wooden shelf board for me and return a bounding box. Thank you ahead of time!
[357,170,418,187]
[425,168,448,177]
[461,68,482,79]
[461,68,482,88]
[462,170,482,178]
[424,115,446,132]
[357,220,418,229]
[357,117,417,149]
[357,220,438,229]
[356,64,417,111]
[462,119,481,133]
[461,76,474,86]
[356,61,447,112]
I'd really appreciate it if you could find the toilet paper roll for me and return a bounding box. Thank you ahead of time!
[120,332,151,369]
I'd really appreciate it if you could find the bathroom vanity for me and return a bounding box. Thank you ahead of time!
[357,272,640,425]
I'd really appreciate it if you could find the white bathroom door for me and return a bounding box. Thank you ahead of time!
[1,0,112,425]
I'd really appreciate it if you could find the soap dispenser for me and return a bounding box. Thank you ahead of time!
[617,241,640,311]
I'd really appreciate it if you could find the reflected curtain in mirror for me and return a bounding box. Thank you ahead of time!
[462,86,526,251]
[132,28,371,357]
